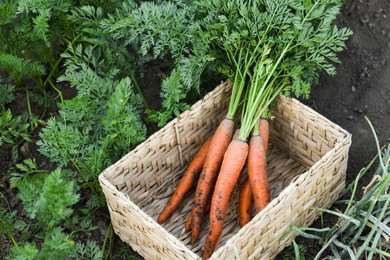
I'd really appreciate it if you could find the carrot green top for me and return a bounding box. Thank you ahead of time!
[197,0,352,140]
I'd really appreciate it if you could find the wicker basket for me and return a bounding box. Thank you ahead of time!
[99,81,352,259]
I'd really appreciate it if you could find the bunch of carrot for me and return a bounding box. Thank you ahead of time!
[158,114,272,259]
[156,0,351,258]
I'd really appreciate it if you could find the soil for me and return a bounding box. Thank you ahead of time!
[1,0,389,259]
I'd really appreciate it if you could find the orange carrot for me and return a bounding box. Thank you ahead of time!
[239,177,253,227]
[247,134,270,213]
[203,138,249,259]
[190,118,234,244]
[157,136,213,224]
[259,118,269,153]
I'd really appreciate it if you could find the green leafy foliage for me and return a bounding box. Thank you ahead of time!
[7,242,38,260]
[102,77,146,154]
[7,228,75,260]
[37,118,92,168]
[0,109,30,147]
[198,0,352,98]
[0,209,17,245]
[103,1,194,60]
[66,5,137,79]
[0,52,46,85]
[102,0,217,122]
[70,241,103,260]
[9,158,47,188]
[0,0,67,84]
[37,46,146,194]
[8,237,104,260]
[0,82,32,159]
[17,168,79,229]
[0,0,122,93]
[6,157,116,259]
[1,1,147,259]
[0,82,16,107]
[39,228,75,258]
[6,168,81,259]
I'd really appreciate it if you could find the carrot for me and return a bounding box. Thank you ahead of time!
[190,118,234,244]
[185,199,212,232]
[185,210,193,232]
[203,138,249,259]
[259,118,269,153]
[157,135,213,224]
[247,134,270,213]
[239,177,253,227]
[233,129,240,139]
[238,120,267,227]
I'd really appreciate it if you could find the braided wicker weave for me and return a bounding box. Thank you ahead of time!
[99,81,352,259]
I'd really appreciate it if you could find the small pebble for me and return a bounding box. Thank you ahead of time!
[20,142,30,157]
[351,85,356,92]
[353,107,364,114]
[348,115,354,120]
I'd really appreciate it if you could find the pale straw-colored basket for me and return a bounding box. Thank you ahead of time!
[99,80,352,259]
